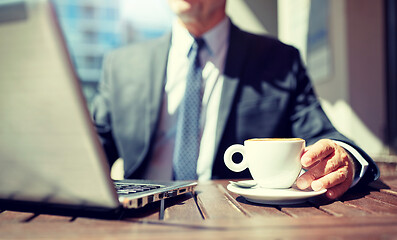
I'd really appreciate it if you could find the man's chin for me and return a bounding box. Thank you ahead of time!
[170,0,200,18]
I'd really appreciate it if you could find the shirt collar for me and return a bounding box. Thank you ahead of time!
[171,17,230,57]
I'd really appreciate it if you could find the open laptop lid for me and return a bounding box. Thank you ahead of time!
[0,0,120,209]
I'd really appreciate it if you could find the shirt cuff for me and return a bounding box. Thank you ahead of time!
[333,140,369,188]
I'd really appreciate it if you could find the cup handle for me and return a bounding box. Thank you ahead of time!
[223,144,248,172]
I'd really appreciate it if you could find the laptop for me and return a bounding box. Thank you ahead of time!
[0,0,196,217]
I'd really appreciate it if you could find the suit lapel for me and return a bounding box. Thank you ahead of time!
[148,33,171,135]
[214,24,248,152]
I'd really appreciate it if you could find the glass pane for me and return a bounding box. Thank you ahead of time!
[51,0,174,106]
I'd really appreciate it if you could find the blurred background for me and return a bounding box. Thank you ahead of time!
[50,0,174,103]
[1,0,396,168]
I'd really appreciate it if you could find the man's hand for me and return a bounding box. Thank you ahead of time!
[296,139,355,199]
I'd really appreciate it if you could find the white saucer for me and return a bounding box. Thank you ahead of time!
[227,180,327,205]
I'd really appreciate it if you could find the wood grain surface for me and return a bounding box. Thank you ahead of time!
[1,176,397,239]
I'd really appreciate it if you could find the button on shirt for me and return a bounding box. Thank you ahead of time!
[144,17,230,181]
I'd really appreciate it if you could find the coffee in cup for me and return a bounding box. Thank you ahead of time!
[224,138,305,188]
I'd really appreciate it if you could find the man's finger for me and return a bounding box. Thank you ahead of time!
[296,154,345,189]
[301,139,336,167]
[310,166,349,191]
[325,179,352,200]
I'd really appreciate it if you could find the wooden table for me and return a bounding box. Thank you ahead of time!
[1,177,397,239]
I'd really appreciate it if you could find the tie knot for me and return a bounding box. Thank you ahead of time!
[192,38,205,52]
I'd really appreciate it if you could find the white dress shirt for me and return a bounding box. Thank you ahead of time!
[144,17,229,180]
[144,17,368,187]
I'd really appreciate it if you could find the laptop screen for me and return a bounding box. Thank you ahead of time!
[0,0,120,209]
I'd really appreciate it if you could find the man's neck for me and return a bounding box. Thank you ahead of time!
[178,12,226,37]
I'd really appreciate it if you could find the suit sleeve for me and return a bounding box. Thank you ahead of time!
[288,48,380,186]
[91,53,120,167]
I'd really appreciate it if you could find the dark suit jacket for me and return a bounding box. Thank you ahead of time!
[92,23,379,186]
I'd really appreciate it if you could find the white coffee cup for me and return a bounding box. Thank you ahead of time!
[224,138,305,188]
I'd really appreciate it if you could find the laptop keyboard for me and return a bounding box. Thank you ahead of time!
[114,183,163,195]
